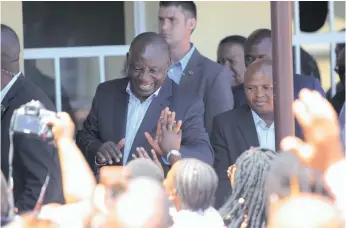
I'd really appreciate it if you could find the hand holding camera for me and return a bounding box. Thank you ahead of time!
[10,100,57,141]
[44,112,75,143]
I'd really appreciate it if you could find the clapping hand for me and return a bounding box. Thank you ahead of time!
[96,139,125,165]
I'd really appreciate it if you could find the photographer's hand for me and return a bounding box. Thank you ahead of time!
[46,112,75,142]
[45,112,96,203]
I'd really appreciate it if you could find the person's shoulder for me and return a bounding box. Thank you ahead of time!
[214,106,246,124]
[294,73,319,85]
[97,77,129,91]
[21,76,55,110]
[194,48,230,77]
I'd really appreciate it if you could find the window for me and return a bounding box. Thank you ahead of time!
[23,1,146,129]
[23,1,125,48]
[293,1,345,94]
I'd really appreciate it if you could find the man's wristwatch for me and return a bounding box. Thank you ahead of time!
[167,150,181,161]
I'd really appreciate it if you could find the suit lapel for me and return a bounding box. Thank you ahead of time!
[1,75,25,119]
[129,79,172,154]
[179,49,203,88]
[237,105,260,148]
[112,82,129,141]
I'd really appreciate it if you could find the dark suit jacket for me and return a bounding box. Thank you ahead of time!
[76,77,214,173]
[233,73,326,138]
[233,73,326,109]
[329,88,345,115]
[1,75,64,213]
[211,105,302,208]
[178,49,234,134]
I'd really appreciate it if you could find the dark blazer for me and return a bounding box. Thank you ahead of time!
[76,77,214,173]
[1,75,64,213]
[233,73,326,109]
[211,105,304,208]
[178,49,234,134]
[329,88,345,115]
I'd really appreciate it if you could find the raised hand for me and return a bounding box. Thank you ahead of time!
[96,139,125,165]
[158,110,182,156]
[280,89,344,172]
[145,108,169,156]
[132,147,163,172]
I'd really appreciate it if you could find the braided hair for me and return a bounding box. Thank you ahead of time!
[174,158,219,211]
[219,147,276,228]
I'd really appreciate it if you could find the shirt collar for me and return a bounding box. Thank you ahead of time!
[126,82,161,100]
[251,109,274,129]
[172,43,196,71]
[1,72,21,103]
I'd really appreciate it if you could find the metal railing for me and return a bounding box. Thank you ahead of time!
[292,1,345,97]
[23,1,146,112]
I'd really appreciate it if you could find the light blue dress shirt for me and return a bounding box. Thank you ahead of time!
[160,44,196,165]
[122,83,161,164]
[251,110,276,151]
[168,44,196,85]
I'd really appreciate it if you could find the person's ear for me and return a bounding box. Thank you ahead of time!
[187,18,197,33]
[230,165,237,189]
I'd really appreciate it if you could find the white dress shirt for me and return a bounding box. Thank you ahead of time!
[1,72,21,103]
[123,83,161,164]
[251,110,276,151]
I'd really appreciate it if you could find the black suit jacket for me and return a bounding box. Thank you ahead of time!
[76,77,214,173]
[211,105,302,208]
[178,49,234,134]
[233,73,326,138]
[1,75,64,213]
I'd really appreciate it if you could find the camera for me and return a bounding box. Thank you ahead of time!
[10,100,57,140]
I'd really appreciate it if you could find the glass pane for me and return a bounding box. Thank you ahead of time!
[24,59,56,109]
[23,1,126,48]
[59,58,100,130]
[105,56,127,81]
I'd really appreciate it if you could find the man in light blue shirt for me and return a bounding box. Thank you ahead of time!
[158,1,234,134]
[211,58,278,208]
[168,44,195,85]
[77,32,214,173]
